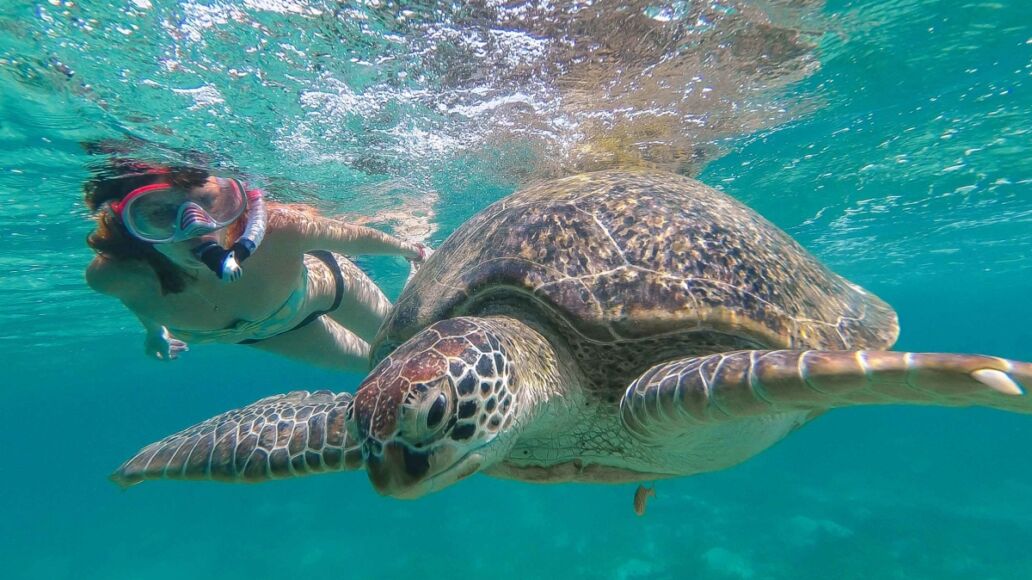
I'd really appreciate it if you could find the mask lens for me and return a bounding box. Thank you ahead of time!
[123,179,247,242]
[126,188,191,240]
[208,178,247,222]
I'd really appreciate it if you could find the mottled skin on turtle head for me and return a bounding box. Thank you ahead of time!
[352,318,528,498]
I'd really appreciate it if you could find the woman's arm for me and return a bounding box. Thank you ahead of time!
[86,256,186,360]
[274,209,424,259]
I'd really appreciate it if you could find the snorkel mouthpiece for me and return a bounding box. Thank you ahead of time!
[190,185,267,283]
[193,241,243,282]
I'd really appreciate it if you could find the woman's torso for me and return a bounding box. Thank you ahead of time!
[114,227,333,332]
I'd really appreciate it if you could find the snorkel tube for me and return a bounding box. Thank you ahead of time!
[192,186,267,282]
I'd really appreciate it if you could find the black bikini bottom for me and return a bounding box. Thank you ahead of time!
[239,250,345,345]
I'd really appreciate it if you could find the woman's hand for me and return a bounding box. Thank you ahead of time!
[405,243,434,285]
[144,326,189,361]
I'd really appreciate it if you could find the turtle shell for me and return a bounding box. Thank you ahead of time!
[374,170,898,390]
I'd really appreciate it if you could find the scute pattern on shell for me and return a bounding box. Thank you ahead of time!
[375,170,898,389]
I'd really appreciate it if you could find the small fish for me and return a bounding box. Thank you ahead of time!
[633,484,656,516]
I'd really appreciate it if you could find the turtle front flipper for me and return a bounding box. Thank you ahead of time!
[620,351,1032,441]
[112,390,361,488]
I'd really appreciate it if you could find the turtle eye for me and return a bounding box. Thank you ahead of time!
[426,394,447,429]
[400,381,452,442]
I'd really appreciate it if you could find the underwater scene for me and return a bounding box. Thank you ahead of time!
[2,0,1031,578]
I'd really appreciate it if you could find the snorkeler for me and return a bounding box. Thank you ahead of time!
[84,162,431,372]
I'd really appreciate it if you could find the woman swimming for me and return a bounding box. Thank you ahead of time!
[84,161,431,372]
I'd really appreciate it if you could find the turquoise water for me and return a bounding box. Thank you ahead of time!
[2,0,1031,578]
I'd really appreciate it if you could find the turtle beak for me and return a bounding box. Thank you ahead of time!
[364,441,432,499]
[363,439,485,499]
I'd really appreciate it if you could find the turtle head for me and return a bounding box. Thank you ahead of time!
[351,318,520,499]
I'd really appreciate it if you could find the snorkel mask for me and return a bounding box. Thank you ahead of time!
[110,177,267,282]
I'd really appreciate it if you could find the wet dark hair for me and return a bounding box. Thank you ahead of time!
[84,161,211,294]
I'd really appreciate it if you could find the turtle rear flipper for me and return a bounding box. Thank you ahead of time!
[620,351,1032,441]
[112,390,362,488]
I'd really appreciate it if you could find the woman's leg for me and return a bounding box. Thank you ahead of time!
[248,316,370,372]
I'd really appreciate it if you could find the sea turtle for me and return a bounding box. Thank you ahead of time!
[113,170,1032,498]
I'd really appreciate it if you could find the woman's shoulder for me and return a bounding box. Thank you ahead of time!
[267,203,324,226]
[85,254,158,297]
[265,203,333,241]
